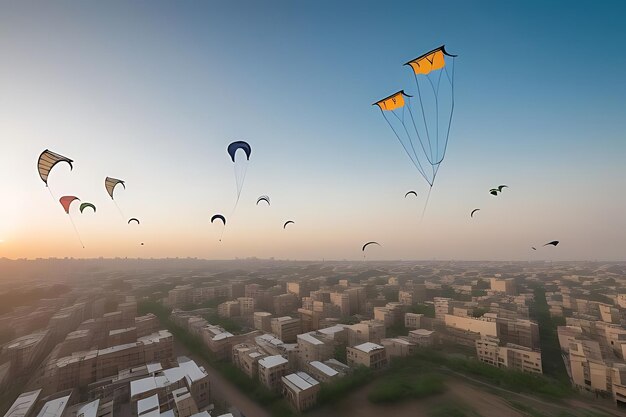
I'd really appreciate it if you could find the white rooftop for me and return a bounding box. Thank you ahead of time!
[137,394,160,417]
[259,355,288,368]
[354,342,384,353]
[283,372,319,392]
[309,360,338,377]
[4,389,41,417]
[317,325,345,335]
[410,329,434,336]
[35,395,71,417]
[66,400,99,417]
[298,332,323,345]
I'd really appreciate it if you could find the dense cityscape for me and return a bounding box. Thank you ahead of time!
[1,259,625,417]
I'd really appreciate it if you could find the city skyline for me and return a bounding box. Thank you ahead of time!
[1,0,626,261]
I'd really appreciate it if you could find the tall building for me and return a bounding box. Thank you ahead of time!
[271,316,301,343]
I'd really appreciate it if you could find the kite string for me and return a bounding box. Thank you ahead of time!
[113,200,126,221]
[68,214,85,248]
[438,57,456,165]
[382,110,429,182]
[420,185,433,223]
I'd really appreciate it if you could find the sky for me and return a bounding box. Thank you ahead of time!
[1,0,625,261]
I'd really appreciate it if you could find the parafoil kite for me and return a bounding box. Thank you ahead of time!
[105,177,125,199]
[256,195,270,206]
[543,240,559,247]
[228,141,251,207]
[470,208,480,218]
[38,149,73,186]
[489,189,499,196]
[128,218,140,225]
[79,203,96,213]
[405,191,418,198]
[362,241,381,251]
[60,196,80,214]
[283,220,294,229]
[211,214,226,226]
[374,46,456,189]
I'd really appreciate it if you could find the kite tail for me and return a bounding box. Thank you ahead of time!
[420,185,433,222]
[113,200,126,221]
[68,215,85,248]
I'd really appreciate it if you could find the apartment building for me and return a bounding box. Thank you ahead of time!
[381,338,417,359]
[270,316,301,343]
[346,320,385,346]
[346,342,387,370]
[281,372,320,411]
[475,336,542,374]
[258,355,289,391]
[253,312,273,332]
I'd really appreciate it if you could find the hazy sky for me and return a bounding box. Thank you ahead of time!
[1,1,625,261]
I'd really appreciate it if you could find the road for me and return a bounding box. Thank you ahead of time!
[173,338,271,417]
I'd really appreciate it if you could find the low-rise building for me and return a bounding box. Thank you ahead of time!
[281,372,320,412]
[258,355,289,391]
[346,342,387,370]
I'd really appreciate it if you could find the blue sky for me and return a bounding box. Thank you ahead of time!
[1,0,625,260]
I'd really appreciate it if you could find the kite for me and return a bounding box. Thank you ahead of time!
[228,141,251,208]
[128,218,140,225]
[105,177,125,199]
[532,247,537,250]
[256,195,270,206]
[405,191,418,198]
[374,45,456,190]
[105,177,127,218]
[211,214,226,225]
[362,241,381,251]
[283,220,294,229]
[490,185,508,196]
[58,196,84,248]
[38,149,73,186]
[470,208,480,218]
[79,203,96,213]
[497,185,508,192]
[60,196,80,214]
[543,241,559,247]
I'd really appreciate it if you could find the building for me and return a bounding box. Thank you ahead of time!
[381,338,417,359]
[496,318,540,350]
[407,329,436,347]
[281,372,320,412]
[297,332,335,365]
[271,317,301,343]
[237,297,255,316]
[444,314,498,338]
[373,303,405,328]
[3,389,41,417]
[490,278,516,295]
[404,313,422,329]
[217,301,240,318]
[306,361,342,383]
[135,314,159,337]
[475,337,542,374]
[258,355,289,391]
[201,324,234,359]
[254,312,273,333]
[346,320,385,346]
[346,342,387,370]
[35,394,72,417]
[6,330,51,376]
[130,358,210,411]
[232,344,266,379]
